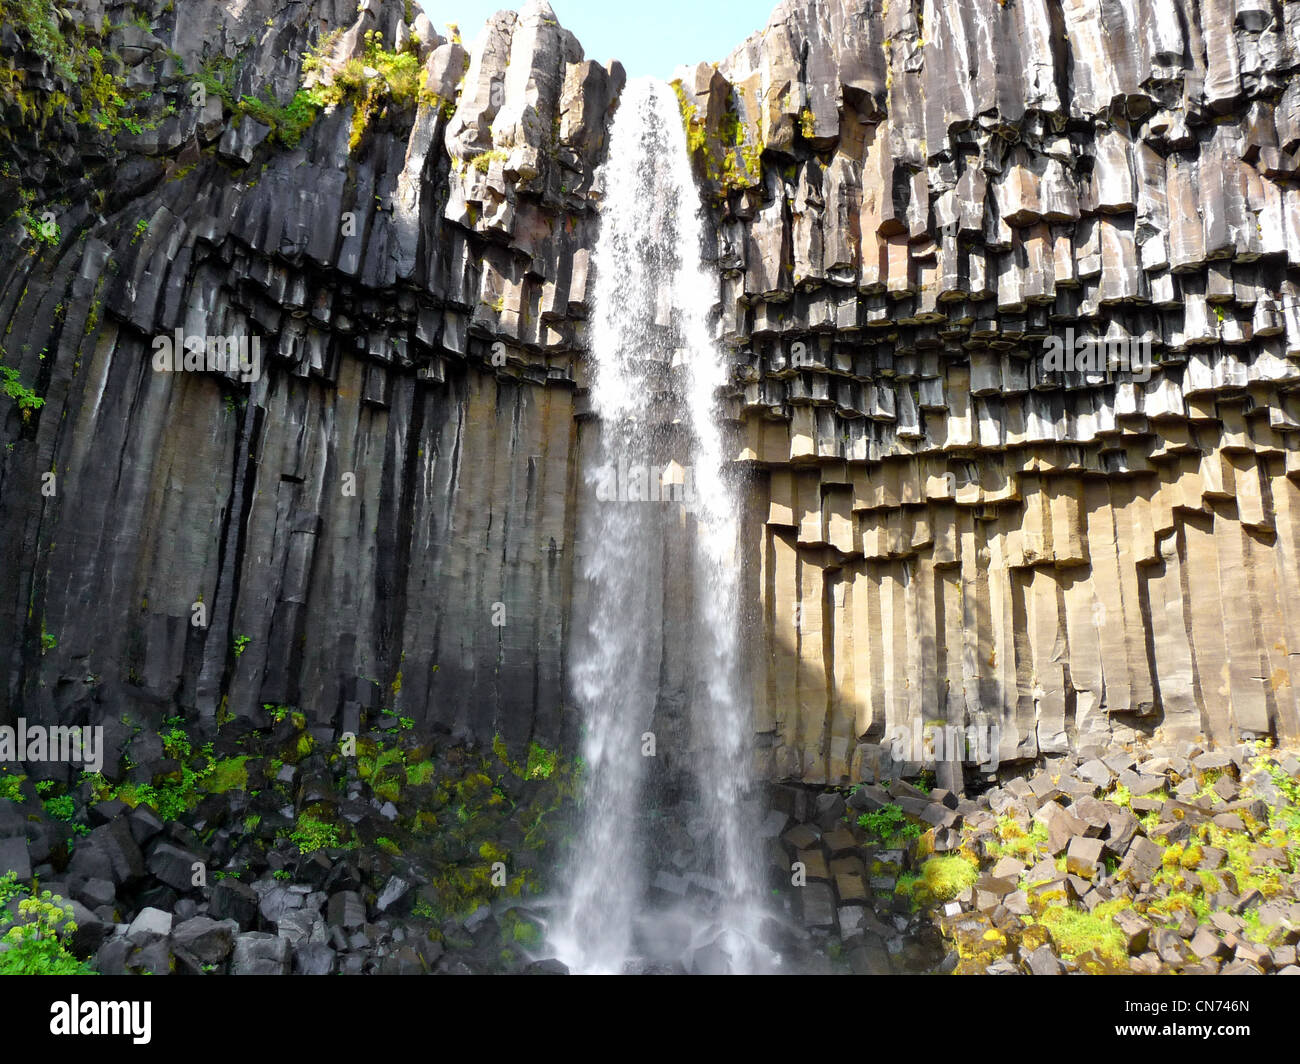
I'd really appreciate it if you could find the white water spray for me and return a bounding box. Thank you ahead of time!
[553,77,768,974]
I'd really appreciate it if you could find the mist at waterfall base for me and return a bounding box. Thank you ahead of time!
[545,78,778,975]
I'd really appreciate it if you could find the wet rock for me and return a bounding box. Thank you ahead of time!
[814,792,846,829]
[800,883,837,930]
[126,907,173,945]
[146,841,205,892]
[211,880,259,929]
[376,875,411,914]
[231,932,292,975]
[1024,944,1063,975]
[171,916,238,965]
[0,837,32,883]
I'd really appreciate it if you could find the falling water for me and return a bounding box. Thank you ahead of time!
[552,77,769,974]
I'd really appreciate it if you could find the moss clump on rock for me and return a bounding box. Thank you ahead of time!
[919,855,978,901]
[1035,898,1130,967]
[301,28,423,152]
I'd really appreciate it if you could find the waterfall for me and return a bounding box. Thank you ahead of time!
[552,77,769,975]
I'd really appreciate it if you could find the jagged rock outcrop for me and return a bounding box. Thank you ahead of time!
[2,0,1300,791]
[0,0,620,756]
[700,0,1300,785]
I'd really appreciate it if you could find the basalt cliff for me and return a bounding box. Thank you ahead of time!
[3,0,1300,797]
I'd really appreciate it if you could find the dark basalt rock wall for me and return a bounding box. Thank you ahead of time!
[2,0,1299,786]
[0,0,619,755]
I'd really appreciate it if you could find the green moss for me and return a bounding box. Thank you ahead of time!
[1035,898,1130,965]
[500,909,542,949]
[919,855,979,901]
[669,77,762,193]
[205,756,250,795]
[670,80,706,156]
[1,0,76,78]
[301,28,421,153]
[405,759,435,786]
[1146,888,1210,925]
[471,147,508,173]
[524,742,557,781]
[987,815,1050,861]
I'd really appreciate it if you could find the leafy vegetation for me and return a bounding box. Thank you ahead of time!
[855,802,922,846]
[0,771,24,803]
[288,814,342,854]
[0,0,77,78]
[236,87,322,150]
[0,5,151,138]
[0,360,44,421]
[0,880,95,975]
[300,28,423,152]
[82,726,251,821]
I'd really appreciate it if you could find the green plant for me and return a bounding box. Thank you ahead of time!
[856,803,919,845]
[3,0,75,77]
[161,727,191,761]
[0,871,25,906]
[272,869,291,881]
[235,86,322,148]
[0,362,44,420]
[405,759,436,786]
[41,793,75,822]
[16,190,60,246]
[80,722,225,822]
[289,815,341,854]
[991,815,1049,861]
[0,890,95,975]
[233,634,251,658]
[524,742,558,781]
[301,28,421,151]
[0,772,25,803]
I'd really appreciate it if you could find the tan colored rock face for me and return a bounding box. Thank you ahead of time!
[742,427,1300,783]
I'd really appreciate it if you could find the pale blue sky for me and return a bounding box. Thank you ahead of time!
[416,0,774,79]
